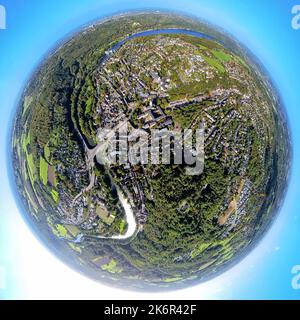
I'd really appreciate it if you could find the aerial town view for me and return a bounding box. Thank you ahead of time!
[11,12,291,290]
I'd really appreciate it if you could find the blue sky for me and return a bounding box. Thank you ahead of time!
[0,0,300,299]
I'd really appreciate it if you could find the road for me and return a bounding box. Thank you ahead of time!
[72,120,138,240]
[72,187,138,242]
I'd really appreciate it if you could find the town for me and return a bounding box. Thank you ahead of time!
[12,12,290,289]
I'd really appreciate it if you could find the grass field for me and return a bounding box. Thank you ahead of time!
[85,97,93,115]
[101,259,123,274]
[191,243,211,258]
[68,243,82,254]
[22,96,33,116]
[163,277,183,283]
[51,189,59,203]
[44,144,51,162]
[119,219,126,234]
[26,153,36,186]
[56,224,68,238]
[65,225,80,237]
[203,56,226,73]
[212,50,232,62]
[39,156,48,185]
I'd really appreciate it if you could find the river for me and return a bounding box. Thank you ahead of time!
[100,28,216,64]
[92,28,217,240]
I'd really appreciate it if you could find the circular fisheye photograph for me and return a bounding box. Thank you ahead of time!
[11,11,291,291]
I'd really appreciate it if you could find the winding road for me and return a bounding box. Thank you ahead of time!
[72,118,138,241]
[72,28,215,240]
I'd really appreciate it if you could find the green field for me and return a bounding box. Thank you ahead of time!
[119,219,126,234]
[203,56,226,73]
[101,259,123,274]
[212,50,232,62]
[44,144,51,162]
[56,224,68,238]
[51,189,59,203]
[39,157,48,185]
[191,243,211,259]
[22,96,33,115]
